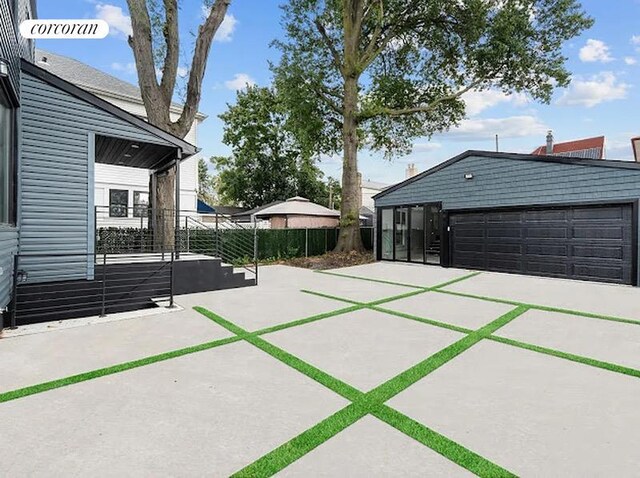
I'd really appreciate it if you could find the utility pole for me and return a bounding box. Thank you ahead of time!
[329,183,334,209]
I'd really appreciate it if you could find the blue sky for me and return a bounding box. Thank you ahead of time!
[37,0,640,185]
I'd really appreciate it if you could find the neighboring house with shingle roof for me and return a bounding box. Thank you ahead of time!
[531,132,605,160]
[34,49,206,222]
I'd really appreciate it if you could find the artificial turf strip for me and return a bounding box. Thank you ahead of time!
[318,267,640,327]
[315,270,425,289]
[372,405,517,478]
[364,306,530,405]
[196,305,521,477]
[194,307,364,402]
[0,335,242,404]
[370,305,474,335]
[488,335,640,379]
[231,403,368,478]
[435,289,640,327]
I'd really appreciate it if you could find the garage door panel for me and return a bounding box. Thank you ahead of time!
[526,227,569,239]
[450,203,634,285]
[525,260,569,276]
[526,244,569,256]
[525,210,568,222]
[572,226,626,240]
[572,245,625,260]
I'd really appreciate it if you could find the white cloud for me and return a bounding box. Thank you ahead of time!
[411,142,442,153]
[111,62,136,74]
[202,6,237,43]
[578,39,613,63]
[224,73,256,91]
[624,57,637,65]
[96,3,132,38]
[631,35,640,46]
[177,66,188,77]
[557,72,629,108]
[462,89,529,117]
[440,115,548,141]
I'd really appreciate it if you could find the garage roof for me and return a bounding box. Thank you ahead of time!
[374,150,640,200]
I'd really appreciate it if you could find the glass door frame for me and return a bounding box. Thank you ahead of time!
[376,202,446,266]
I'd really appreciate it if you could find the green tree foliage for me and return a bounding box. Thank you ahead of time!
[197,158,217,206]
[273,0,593,251]
[215,86,334,209]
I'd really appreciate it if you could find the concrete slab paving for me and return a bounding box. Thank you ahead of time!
[0,308,232,393]
[175,287,347,332]
[266,308,464,391]
[496,309,640,370]
[445,271,640,320]
[381,290,514,330]
[328,262,472,288]
[1,341,348,477]
[277,415,474,477]
[388,340,640,477]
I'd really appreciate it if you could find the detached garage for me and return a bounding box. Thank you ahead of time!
[373,151,640,286]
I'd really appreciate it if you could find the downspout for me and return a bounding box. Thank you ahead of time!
[175,148,182,259]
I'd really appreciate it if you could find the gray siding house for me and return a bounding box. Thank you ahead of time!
[0,0,202,328]
[0,0,35,313]
[374,151,640,286]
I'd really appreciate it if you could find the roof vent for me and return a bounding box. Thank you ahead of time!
[37,56,49,67]
[286,196,310,202]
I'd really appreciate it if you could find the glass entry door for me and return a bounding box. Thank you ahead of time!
[409,206,425,263]
[425,205,441,264]
[394,207,408,261]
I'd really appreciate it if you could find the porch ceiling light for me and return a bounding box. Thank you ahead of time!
[131,144,140,149]
[464,173,474,180]
[124,153,132,158]
[0,59,9,78]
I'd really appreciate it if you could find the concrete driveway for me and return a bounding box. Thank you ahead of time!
[1,263,639,477]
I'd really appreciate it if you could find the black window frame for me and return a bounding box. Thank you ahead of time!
[0,89,17,226]
[109,189,129,218]
[133,190,149,218]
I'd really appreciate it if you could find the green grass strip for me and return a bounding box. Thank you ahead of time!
[316,269,425,288]
[317,265,640,327]
[435,289,640,326]
[196,305,522,477]
[373,405,517,478]
[254,304,363,336]
[370,305,474,335]
[231,403,368,478]
[301,287,431,308]
[0,335,242,403]
[194,307,364,402]
[488,335,640,379]
[365,306,529,405]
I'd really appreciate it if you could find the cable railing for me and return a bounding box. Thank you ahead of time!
[7,252,175,328]
[94,205,259,282]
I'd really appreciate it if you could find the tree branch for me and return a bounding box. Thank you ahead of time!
[314,18,344,75]
[360,80,485,120]
[159,0,179,104]
[126,0,169,125]
[311,83,344,116]
[172,0,230,138]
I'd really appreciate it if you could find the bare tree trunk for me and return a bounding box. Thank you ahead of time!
[335,74,364,253]
[335,1,364,253]
[154,169,176,250]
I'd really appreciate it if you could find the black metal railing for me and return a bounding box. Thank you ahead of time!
[94,205,259,283]
[7,252,175,328]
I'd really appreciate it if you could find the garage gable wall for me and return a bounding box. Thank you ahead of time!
[375,155,640,210]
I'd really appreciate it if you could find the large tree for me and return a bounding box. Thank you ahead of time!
[214,85,333,208]
[126,0,231,247]
[274,0,593,252]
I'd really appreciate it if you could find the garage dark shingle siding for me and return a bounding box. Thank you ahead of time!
[374,151,640,285]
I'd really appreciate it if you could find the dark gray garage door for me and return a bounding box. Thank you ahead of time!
[449,204,635,285]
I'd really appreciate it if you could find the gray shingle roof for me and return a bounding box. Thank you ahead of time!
[34,49,205,119]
